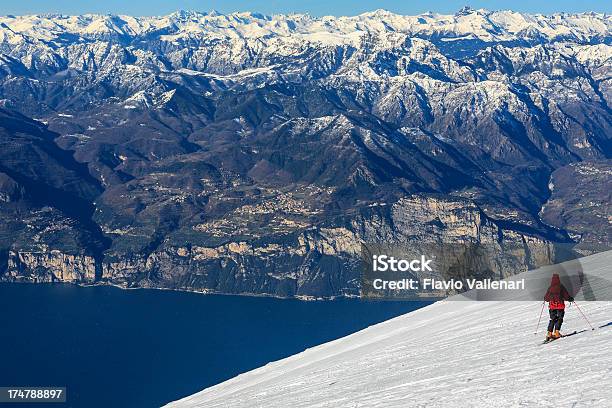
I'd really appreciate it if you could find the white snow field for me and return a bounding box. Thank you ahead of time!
[167,251,612,408]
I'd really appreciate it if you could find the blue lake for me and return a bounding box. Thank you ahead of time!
[0,283,430,407]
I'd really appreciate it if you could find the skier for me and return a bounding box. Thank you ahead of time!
[544,273,574,340]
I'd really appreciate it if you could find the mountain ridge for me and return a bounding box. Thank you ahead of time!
[1,8,609,42]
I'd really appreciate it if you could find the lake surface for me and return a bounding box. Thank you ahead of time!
[0,283,430,407]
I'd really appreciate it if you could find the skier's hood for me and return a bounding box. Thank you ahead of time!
[551,274,561,285]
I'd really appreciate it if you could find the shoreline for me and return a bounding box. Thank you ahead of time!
[0,279,364,302]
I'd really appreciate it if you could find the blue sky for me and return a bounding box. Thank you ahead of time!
[2,0,610,16]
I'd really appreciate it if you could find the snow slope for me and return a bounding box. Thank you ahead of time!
[166,250,612,408]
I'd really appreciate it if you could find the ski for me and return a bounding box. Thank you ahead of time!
[541,331,578,344]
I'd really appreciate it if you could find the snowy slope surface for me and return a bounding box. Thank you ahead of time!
[166,251,612,408]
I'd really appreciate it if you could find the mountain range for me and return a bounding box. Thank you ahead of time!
[0,8,610,297]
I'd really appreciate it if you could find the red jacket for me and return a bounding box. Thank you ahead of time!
[544,274,571,310]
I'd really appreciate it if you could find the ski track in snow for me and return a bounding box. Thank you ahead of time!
[167,251,612,408]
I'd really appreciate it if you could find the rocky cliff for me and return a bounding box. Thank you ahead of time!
[3,195,560,297]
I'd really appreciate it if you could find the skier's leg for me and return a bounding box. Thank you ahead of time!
[547,309,555,335]
[555,310,565,332]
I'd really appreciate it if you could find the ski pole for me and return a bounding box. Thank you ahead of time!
[572,301,595,331]
[534,301,545,334]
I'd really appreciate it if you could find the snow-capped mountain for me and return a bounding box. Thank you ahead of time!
[0,8,609,82]
[165,250,612,408]
[0,9,610,296]
[1,8,609,45]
